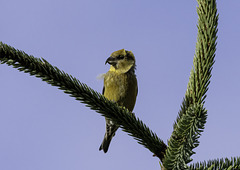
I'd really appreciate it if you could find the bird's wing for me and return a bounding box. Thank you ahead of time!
[102,86,105,95]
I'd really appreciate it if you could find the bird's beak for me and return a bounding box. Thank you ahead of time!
[105,56,117,65]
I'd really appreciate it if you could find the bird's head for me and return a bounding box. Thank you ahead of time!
[105,49,136,73]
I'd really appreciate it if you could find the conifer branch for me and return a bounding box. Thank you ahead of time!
[0,42,167,161]
[189,157,240,170]
[163,0,218,169]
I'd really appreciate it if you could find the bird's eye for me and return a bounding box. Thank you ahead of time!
[117,55,124,60]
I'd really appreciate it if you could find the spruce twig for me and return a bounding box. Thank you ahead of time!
[163,0,218,169]
[189,157,240,170]
[0,42,167,161]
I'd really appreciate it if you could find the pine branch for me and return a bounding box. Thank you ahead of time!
[163,0,218,169]
[0,42,167,161]
[164,103,207,169]
[189,157,240,170]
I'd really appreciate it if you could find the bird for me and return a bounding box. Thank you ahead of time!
[99,49,138,153]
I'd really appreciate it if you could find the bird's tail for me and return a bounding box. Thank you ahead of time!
[99,133,113,153]
[99,120,119,153]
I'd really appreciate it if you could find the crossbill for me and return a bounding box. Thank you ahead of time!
[99,49,138,153]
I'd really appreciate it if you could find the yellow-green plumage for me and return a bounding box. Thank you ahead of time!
[104,71,137,110]
[99,49,138,153]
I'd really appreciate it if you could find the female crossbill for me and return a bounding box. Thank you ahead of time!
[99,49,138,153]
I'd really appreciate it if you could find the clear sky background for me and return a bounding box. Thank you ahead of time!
[0,1,240,170]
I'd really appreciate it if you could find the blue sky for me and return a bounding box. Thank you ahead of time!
[0,1,240,170]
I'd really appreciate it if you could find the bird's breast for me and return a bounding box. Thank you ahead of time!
[103,71,137,111]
